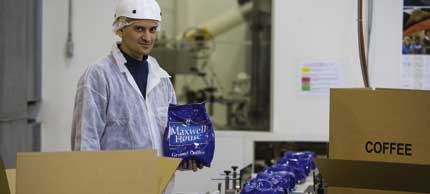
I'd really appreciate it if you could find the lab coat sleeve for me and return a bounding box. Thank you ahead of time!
[71,68,108,151]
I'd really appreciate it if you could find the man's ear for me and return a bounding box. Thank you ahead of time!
[116,29,124,38]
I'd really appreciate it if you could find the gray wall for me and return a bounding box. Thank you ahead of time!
[0,0,42,168]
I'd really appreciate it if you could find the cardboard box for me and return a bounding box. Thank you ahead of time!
[1,160,12,194]
[315,158,430,194]
[329,88,430,164]
[1,160,16,194]
[5,169,15,194]
[318,88,430,194]
[328,187,423,194]
[1,150,180,194]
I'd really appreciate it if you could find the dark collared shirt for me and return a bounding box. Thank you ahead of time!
[119,47,149,99]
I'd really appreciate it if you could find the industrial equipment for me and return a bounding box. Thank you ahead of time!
[152,0,272,131]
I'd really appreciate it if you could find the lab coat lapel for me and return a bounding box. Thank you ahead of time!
[124,71,144,99]
[146,57,171,97]
[112,44,144,99]
[146,59,161,97]
[112,43,170,99]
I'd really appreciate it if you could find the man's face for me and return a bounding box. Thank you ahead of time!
[119,19,158,60]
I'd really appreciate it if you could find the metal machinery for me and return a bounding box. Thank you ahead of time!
[152,0,272,131]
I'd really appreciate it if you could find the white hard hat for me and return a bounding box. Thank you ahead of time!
[114,0,162,21]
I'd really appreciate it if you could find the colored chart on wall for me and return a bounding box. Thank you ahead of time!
[298,62,344,96]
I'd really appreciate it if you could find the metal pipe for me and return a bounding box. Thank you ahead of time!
[358,0,370,87]
[199,2,253,38]
[176,2,253,41]
[66,0,74,59]
[366,0,373,65]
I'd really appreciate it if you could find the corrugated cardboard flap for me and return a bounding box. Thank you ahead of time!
[0,160,11,194]
[315,158,430,193]
[16,150,180,194]
[157,156,181,192]
[5,169,15,194]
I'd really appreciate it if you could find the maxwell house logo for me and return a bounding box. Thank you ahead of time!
[168,123,208,146]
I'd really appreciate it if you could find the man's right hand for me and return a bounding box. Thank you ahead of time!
[178,159,204,172]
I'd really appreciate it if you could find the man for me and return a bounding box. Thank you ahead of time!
[71,0,200,173]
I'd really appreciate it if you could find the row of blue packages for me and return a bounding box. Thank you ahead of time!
[241,151,316,194]
[163,102,215,167]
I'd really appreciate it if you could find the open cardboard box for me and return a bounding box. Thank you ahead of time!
[329,88,430,164]
[1,160,15,194]
[315,158,430,194]
[318,88,430,194]
[1,150,180,194]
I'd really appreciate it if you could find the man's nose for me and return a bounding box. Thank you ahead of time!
[141,31,151,41]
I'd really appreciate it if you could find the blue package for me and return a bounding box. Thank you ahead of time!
[281,151,315,161]
[256,173,283,188]
[163,102,215,167]
[301,151,317,170]
[257,171,294,193]
[240,177,284,194]
[241,178,258,194]
[264,167,296,191]
[269,163,306,184]
[288,159,309,178]
[255,178,284,194]
[277,151,317,176]
[271,171,295,193]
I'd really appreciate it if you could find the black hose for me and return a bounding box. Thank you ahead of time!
[358,0,370,88]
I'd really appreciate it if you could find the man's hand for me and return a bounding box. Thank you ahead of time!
[178,159,204,172]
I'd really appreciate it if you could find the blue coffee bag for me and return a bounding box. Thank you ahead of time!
[163,102,215,167]
[240,177,285,194]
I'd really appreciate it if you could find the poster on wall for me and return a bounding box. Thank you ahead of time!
[298,62,344,96]
[402,0,430,89]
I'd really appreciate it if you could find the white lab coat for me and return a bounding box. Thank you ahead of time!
[71,43,176,193]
